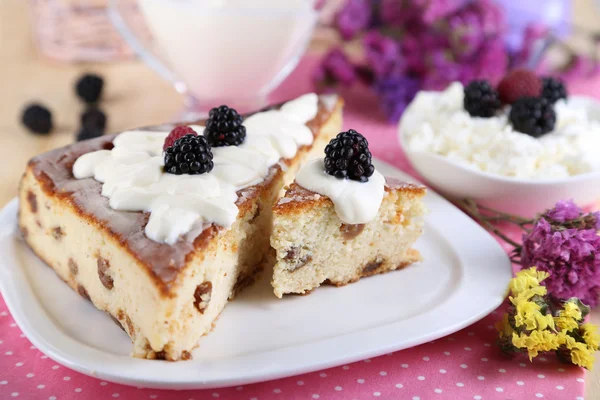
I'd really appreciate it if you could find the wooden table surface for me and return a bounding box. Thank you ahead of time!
[1,0,599,398]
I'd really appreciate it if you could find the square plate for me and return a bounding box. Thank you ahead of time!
[0,159,512,390]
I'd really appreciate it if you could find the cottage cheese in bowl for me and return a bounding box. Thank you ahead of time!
[401,82,600,179]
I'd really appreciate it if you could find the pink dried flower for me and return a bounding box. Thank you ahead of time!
[520,201,600,308]
[313,48,357,88]
[543,200,582,223]
[335,0,372,40]
[363,31,404,78]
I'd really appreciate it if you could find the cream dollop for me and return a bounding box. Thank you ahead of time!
[72,93,320,244]
[295,159,385,224]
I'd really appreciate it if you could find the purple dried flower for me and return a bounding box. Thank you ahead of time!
[544,199,582,223]
[444,0,505,60]
[336,0,372,41]
[363,31,404,78]
[520,202,600,308]
[401,30,448,75]
[380,0,469,26]
[379,0,416,25]
[313,48,357,88]
[469,36,509,85]
[374,75,421,123]
[422,51,463,90]
[421,0,472,25]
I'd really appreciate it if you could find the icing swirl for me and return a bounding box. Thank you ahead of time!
[73,93,318,244]
[295,158,386,224]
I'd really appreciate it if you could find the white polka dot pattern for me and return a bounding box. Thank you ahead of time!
[0,298,587,400]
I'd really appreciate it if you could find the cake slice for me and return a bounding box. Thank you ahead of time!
[18,93,342,360]
[271,130,426,297]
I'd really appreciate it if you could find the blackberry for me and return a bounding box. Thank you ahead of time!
[164,134,213,175]
[463,80,501,117]
[205,105,246,147]
[76,126,103,142]
[81,108,107,132]
[324,129,374,182]
[75,74,104,103]
[541,77,567,104]
[509,97,556,138]
[21,103,53,134]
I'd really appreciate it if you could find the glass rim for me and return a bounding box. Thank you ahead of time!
[135,0,319,17]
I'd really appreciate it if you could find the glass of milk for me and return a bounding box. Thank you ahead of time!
[108,0,318,118]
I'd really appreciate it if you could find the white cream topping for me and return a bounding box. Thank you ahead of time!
[72,93,320,244]
[295,159,386,224]
[401,82,600,179]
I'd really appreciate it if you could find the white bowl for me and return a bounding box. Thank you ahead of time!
[398,95,600,217]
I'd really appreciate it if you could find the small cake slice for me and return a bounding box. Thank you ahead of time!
[18,94,342,360]
[271,129,426,297]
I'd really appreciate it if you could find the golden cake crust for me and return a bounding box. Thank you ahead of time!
[273,178,427,215]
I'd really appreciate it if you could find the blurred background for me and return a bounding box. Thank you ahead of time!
[1,0,600,202]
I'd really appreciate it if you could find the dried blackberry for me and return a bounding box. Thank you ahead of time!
[76,126,103,142]
[21,104,53,134]
[463,80,501,117]
[509,97,556,138]
[205,105,246,147]
[81,108,107,132]
[541,77,567,104]
[75,74,104,103]
[324,129,374,182]
[164,134,213,175]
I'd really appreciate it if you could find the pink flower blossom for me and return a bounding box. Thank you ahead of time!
[520,201,600,308]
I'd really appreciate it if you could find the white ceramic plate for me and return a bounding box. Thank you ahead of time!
[0,159,511,390]
[399,95,600,216]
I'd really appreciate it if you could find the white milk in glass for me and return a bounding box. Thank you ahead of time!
[138,0,317,107]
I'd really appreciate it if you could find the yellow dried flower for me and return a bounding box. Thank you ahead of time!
[496,313,514,338]
[511,330,560,360]
[569,341,595,370]
[509,267,550,296]
[557,331,577,348]
[581,323,600,352]
[554,315,580,332]
[513,300,554,331]
[498,267,599,370]
[562,301,583,321]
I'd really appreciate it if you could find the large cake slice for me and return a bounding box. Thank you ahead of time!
[18,94,342,360]
[271,130,426,297]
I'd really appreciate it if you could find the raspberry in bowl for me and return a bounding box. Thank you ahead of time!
[398,72,600,216]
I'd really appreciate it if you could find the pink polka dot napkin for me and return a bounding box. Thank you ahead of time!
[0,55,591,399]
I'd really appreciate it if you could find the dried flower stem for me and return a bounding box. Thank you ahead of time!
[457,198,524,249]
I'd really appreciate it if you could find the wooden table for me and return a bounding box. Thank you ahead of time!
[1,0,599,397]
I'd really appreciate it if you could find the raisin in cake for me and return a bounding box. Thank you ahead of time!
[18,93,342,360]
[271,129,426,297]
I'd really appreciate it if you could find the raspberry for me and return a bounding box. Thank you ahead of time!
[509,97,556,137]
[324,129,374,182]
[75,74,104,103]
[163,126,198,151]
[164,135,213,175]
[463,80,501,118]
[205,105,246,147]
[497,69,542,105]
[541,77,567,104]
[21,103,53,134]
